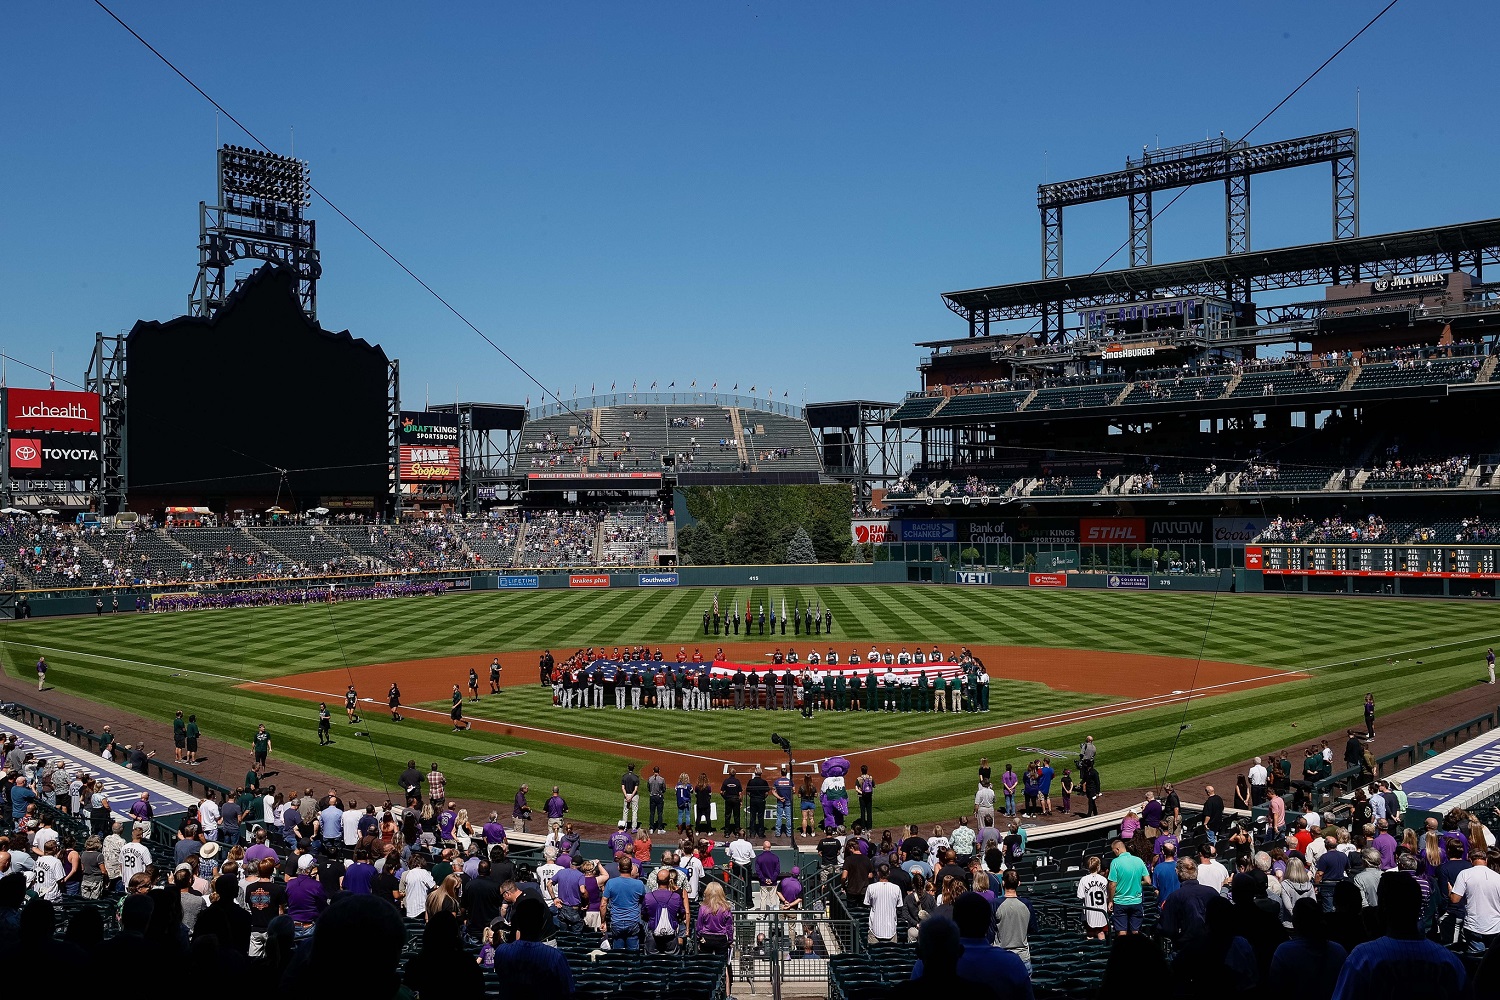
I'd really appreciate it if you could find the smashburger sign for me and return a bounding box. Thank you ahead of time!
[6,388,101,433]
[9,432,101,478]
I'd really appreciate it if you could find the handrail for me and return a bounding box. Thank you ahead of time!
[1,701,233,803]
[528,391,806,422]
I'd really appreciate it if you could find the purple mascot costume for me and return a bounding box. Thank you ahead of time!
[820,756,851,831]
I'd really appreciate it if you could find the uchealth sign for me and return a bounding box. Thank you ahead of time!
[6,388,102,433]
[1029,572,1068,588]
[9,432,101,478]
[852,519,898,545]
[569,574,610,588]
[1079,518,1146,545]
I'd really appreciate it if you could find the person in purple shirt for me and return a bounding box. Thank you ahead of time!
[642,867,685,954]
[286,854,328,934]
[129,794,153,825]
[483,811,507,847]
[1371,820,1398,871]
[438,804,457,843]
[1141,792,1164,832]
[545,786,568,832]
[608,823,633,857]
[552,858,587,930]
[343,848,377,894]
[513,785,531,834]
[778,868,803,906]
[1001,766,1019,817]
[754,841,782,906]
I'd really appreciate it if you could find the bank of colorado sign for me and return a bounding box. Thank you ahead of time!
[6,388,101,434]
[9,433,101,478]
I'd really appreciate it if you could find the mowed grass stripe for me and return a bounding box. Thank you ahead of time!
[6,586,1500,825]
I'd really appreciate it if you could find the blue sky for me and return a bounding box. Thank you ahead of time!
[3,1,1495,406]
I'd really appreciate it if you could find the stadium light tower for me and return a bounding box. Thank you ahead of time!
[189,144,320,320]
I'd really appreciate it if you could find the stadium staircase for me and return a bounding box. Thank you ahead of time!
[1014,388,1040,411]
[727,408,750,467]
[1348,469,1372,490]
[1480,355,1499,383]
[1111,383,1134,405]
[591,408,604,463]
[1321,469,1347,491]
[1220,371,1243,396]
[1339,366,1363,391]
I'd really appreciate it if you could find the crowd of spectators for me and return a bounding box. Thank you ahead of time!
[1365,455,1471,488]
[148,580,451,613]
[1303,515,1390,543]
[520,510,601,566]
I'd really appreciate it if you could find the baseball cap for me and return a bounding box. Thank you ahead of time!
[298,854,317,872]
[174,862,194,875]
[617,820,626,828]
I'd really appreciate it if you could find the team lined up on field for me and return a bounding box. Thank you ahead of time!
[543,645,994,713]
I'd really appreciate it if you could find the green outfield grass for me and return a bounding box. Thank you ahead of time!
[3,585,1497,826]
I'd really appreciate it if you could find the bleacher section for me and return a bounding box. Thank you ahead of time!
[1351,358,1481,389]
[518,509,604,566]
[596,405,743,473]
[933,391,1031,418]
[600,503,670,564]
[745,411,822,472]
[456,515,523,566]
[1228,366,1348,398]
[889,395,944,421]
[1026,384,1121,410]
[518,411,597,471]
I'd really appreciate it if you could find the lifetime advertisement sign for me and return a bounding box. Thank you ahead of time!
[497,575,540,589]
[569,574,610,588]
[6,388,102,433]
[399,445,460,482]
[8,432,101,479]
[398,410,460,446]
[1079,518,1146,545]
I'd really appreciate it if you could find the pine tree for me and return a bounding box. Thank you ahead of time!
[786,525,817,564]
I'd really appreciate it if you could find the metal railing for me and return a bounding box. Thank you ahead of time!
[1303,707,1500,810]
[733,906,860,991]
[1,701,233,804]
[528,392,806,422]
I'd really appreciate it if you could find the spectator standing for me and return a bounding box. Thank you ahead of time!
[994,870,1033,972]
[1330,873,1463,998]
[1201,785,1225,845]
[1450,848,1500,953]
[1108,838,1151,935]
[974,778,996,829]
[620,763,640,830]
[864,864,903,943]
[1077,856,1109,940]
[646,767,667,834]
[544,786,568,833]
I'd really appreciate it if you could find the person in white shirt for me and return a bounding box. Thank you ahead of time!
[198,793,221,842]
[897,648,912,665]
[1196,847,1229,895]
[684,849,705,901]
[32,842,65,901]
[1247,757,1268,805]
[398,854,436,918]
[863,864,903,942]
[1451,850,1500,945]
[30,822,59,858]
[882,669,899,711]
[119,828,152,885]
[343,803,364,847]
[726,833,755,902]
[535,847,562,904]
[868,646,881,663]
[1076,857,1110,940]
